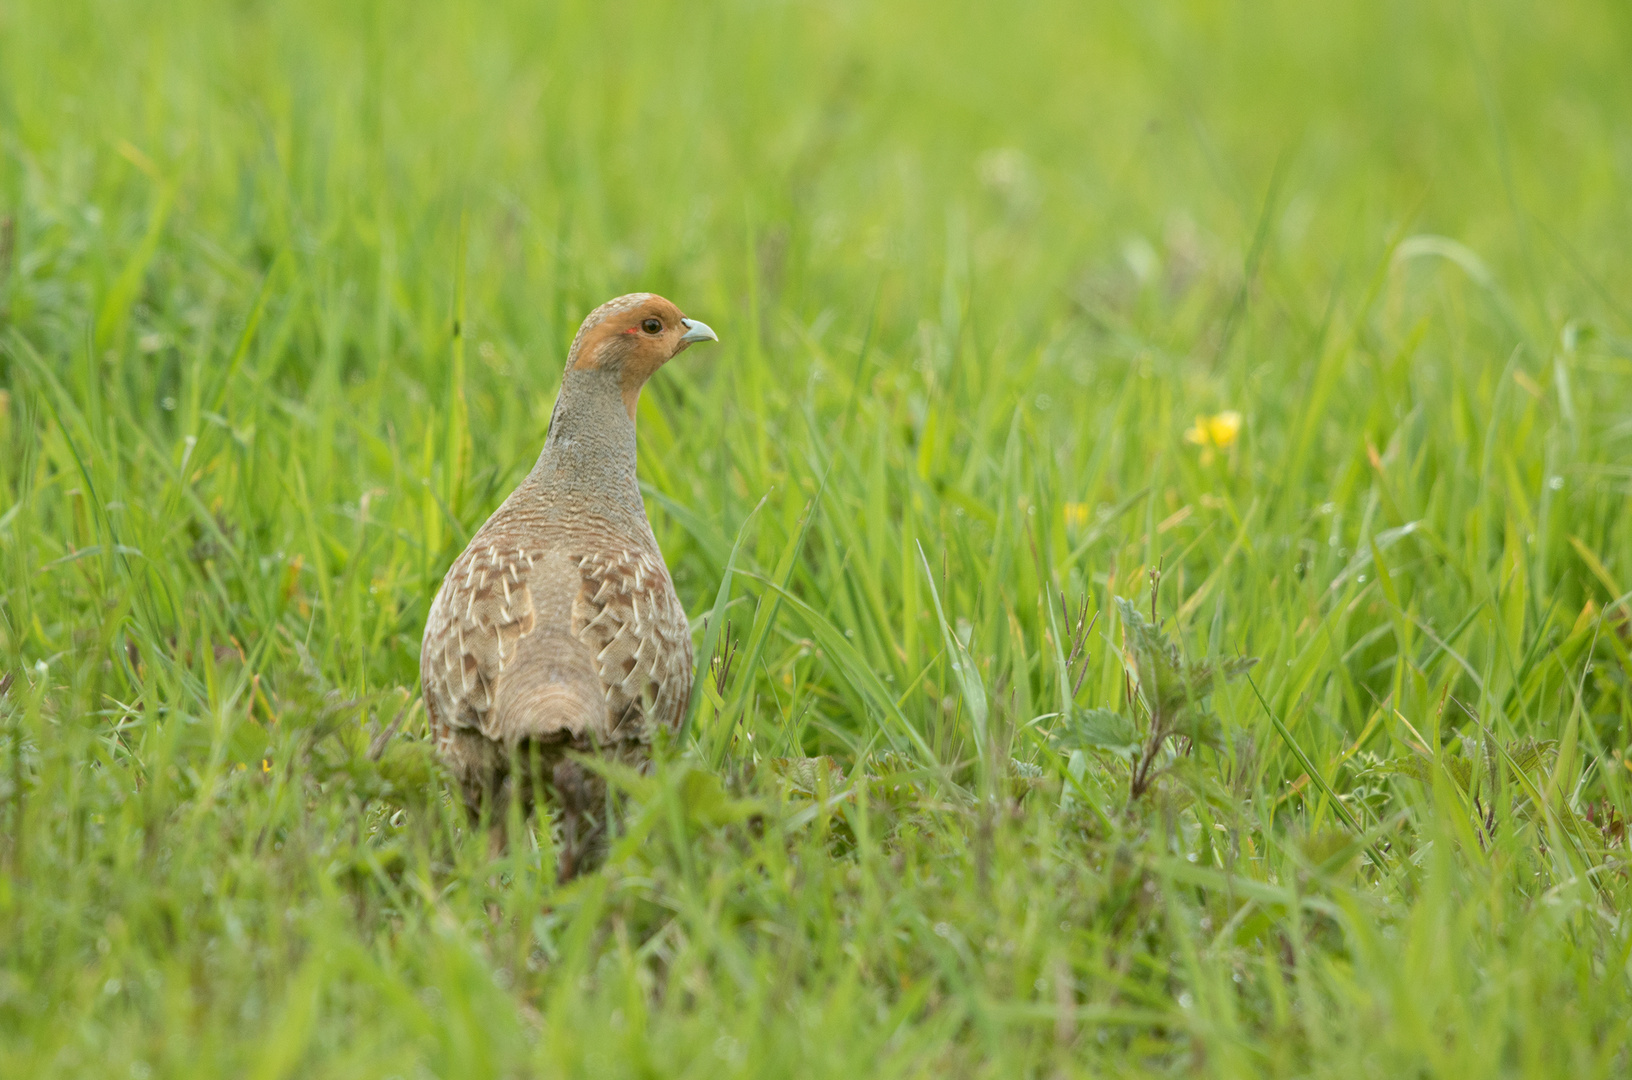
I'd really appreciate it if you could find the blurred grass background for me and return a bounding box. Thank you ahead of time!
[2,0,1632,1075]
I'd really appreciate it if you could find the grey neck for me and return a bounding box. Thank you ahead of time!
[524,368,648,530]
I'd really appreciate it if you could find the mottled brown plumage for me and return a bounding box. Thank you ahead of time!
[420,293,716,878]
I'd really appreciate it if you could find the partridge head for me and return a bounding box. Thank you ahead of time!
[564,292,719,418]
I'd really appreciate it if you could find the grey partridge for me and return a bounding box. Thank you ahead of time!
[419,293,717,878]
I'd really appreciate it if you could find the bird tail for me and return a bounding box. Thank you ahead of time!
[484,631,606,745]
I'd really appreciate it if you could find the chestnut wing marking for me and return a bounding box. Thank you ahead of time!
[571,548,694,740]
[422,543,542,742]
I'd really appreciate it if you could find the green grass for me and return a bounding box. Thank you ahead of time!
[3,0,1632,1074]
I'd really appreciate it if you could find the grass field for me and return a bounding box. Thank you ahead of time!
[4,0,1632,1075]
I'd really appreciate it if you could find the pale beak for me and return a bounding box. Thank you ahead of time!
[679,317,718,344]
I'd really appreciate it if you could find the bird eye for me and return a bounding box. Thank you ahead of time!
[641,318,663,335]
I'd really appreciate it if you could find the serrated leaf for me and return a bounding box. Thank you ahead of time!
[767,755,844,797]
[1117,597,1190,720]
[1053,707,1141,755]
[1116,597,1256,738]
[1180,708,1227,751]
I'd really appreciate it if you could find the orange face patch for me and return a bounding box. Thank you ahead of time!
[563,293,702,421]
[567,293,689,373]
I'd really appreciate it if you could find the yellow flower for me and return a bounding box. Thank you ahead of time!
[1184,410,1241,464]
[1064,502,1089,531]
[1185,410,1241,448]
